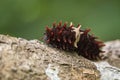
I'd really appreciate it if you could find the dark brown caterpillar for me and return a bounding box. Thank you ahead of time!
[44,22,105,61]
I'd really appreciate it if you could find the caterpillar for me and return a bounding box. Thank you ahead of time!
[44,22,105,61]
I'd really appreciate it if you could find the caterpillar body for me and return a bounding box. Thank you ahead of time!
[44,22,105,61]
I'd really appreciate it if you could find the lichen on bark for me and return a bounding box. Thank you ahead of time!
[0,34,100,80]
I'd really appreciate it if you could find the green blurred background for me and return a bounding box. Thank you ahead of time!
[0,0,120,41]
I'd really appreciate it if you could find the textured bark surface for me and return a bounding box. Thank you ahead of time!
[102,40,120,68]
[95,40,120,80]
[0,34,100,80]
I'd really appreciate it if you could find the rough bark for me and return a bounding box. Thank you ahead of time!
[102,40,120,68]
[0,34,100,80]
[95,40,120,80]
